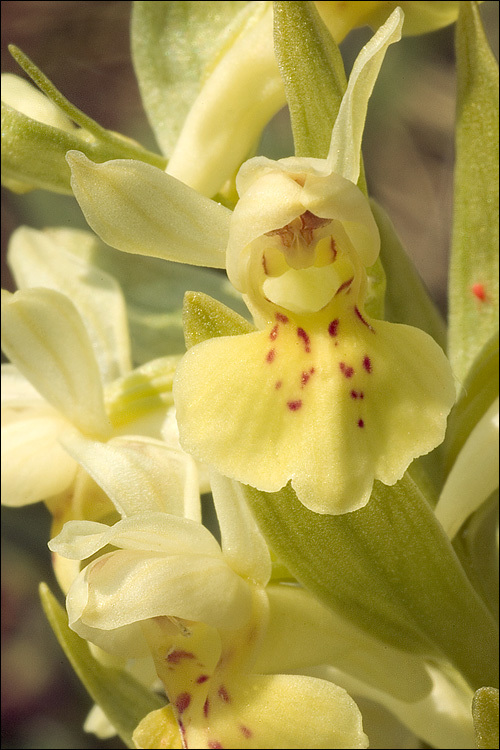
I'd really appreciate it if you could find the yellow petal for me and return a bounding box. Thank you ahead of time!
[175,307,455,514]
[133,705,182,749]
[186,673,368,749]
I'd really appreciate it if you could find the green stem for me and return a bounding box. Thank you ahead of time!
[9,45,167,170]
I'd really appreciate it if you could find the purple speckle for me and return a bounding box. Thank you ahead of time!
[358,419,365,428]
[275,312,289,324]
[218,685,230,703]
[266,349,276,363]
[339,362,354,378]
[196,674,209,684]
[166,649,195,664]
[175,692,191,714]
[297,327,311,352]
[270,324,279,340]
[287,400,303,411]
[328,319,339,337]
[363,356,372,373]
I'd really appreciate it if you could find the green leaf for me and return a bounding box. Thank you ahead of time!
[445,332,499,471]
[371,199,447,350]
[131,1,250,158]
[182,291,255,348]
[472,686,499,749]
[39,582,165,749]
[452,491,499,622]
[2,102,83,195]
[448,2,499,388]
[272,1,346,159]
[242,477,499,692]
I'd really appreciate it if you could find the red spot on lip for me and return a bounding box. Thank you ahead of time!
[297,327,311,352]
[358,419,365,428]
[262,254,268,275]
[275,312,289,324]
[287,400,303,411]
[301,369,314,387]
[166,649,195,664]
[203,698,210,717]
[363,356,372,373]
[175,692,191,714]
[197,674,209,684]
[339,362,354,378]
[270,324,279,340]
[208,742,223,749]
[266,349,276,363]
[275,380,283,389]
[218,685,230,703]
[328,318,339,336]
[471,283,487,301]
[240,725,253,738]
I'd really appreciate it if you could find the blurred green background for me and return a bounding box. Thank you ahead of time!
[1,2,498,748]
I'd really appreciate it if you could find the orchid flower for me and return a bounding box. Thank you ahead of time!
[47,425,483,748]
[0,230,184,507]
[0,227,210,591]
[66,9,456,514]
[49,441,369,749]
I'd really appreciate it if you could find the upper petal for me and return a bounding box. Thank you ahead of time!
[67,152,231,268]
[60,431,202,522]
[326,7,403,183]
[1,288,110,437]
[8,225,132,383]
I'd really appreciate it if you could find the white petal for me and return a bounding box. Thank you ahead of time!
[60,431,202,521]
[435,398,499,538]
[67,544,252,631]
[1,73,78,131]
[1,288,110,437]
[1,411,76,505]
[67,152,231,268]
[49,513,221,560]
[210,472,272,585]
[327,7,404,183]
[257,584,432,703]
[8,226,132,383]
